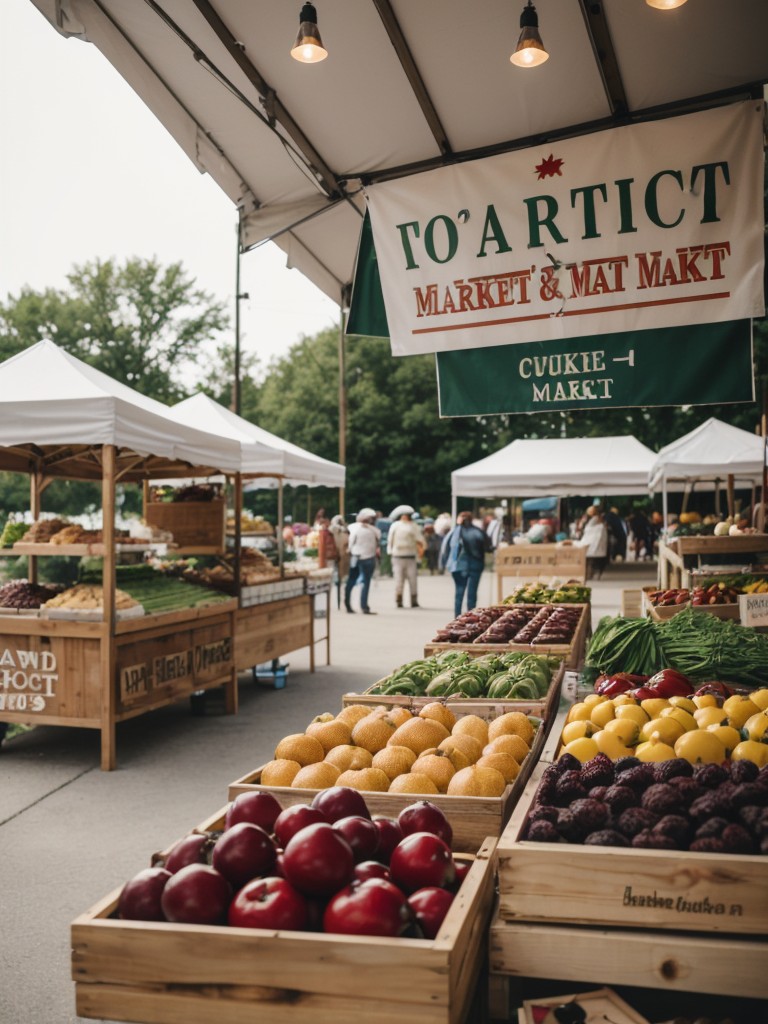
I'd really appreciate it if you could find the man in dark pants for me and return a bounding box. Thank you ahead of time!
[345,507,380,614]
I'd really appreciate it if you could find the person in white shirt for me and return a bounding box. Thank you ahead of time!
[345,508,381,614]
[387,512,424,608]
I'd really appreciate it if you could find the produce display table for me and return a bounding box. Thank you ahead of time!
[658,534,768,588]
[495,544,587,602]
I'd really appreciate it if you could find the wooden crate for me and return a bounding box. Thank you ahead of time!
[495,764,768,936]
[344,661,565,722]
[228,717,545,853]
[643,588,741,622]
[234,596,312,669]
[424,604,590,670]
[489,913,768,999]
[495,544,587,601]
[144,500,226,551]
[72,833,498,1024]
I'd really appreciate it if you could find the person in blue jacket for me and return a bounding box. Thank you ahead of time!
[439,511,491,617]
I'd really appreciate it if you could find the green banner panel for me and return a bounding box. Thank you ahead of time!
[436,321,754,416]
[347,210,389,338]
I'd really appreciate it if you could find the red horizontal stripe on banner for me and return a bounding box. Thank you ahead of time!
[411,290,731,335]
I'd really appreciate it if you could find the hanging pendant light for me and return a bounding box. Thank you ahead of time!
[646,0,688,9]
[290,3,328,63]
[510,1,549,68]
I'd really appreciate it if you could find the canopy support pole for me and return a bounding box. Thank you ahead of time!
[100,444,117,772]
[338,302,347,518]
[277,479,284,576]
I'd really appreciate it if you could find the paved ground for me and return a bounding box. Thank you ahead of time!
[0,562,655,1024]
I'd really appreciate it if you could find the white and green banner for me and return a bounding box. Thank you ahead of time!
[363,101,764,358]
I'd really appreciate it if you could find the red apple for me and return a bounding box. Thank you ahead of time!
[228,876,307,931]
[282,822,355,896]
[407,886,455,939]
[452,860,471,890]
[274,804,328,848]
[160,864,231,925]
[225,792,282,834]
[389,832,456,894]
[332,815,380,862]
[211,822,277,889]
[397,801,453,846]
[323,878,411,936]
[273,850,285,878]
[118,867,172,921]
[372,816,403,863]
[311,786,371,823]
[164,833,211,874]
[354,860,391,883]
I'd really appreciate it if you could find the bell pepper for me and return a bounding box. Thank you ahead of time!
[628,686,661,700]
[594,673,636,697]
[694,681,735,699]
[646,668,694,698]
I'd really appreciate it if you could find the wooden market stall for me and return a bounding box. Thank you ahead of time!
[165,394,346,676]
[649,418,768,587]
[0,341,248,771]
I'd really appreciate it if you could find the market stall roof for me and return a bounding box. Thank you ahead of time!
[452,435,657,500]
[0,340,243,480]
[648,417,766,491]
[30,0,768,306]
[170,393,345,487]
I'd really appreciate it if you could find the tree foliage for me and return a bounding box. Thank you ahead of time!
[0,257,229,402]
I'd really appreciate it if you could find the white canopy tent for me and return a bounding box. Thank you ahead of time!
[170,393,345,488]
[451,435,657,518]
[29,1,768,308]
[0,340,242,477]
[648,417,767,530]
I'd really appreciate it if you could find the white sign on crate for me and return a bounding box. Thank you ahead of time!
[738,593,768,628]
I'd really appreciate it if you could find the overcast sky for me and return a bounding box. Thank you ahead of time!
[0,0,340,378]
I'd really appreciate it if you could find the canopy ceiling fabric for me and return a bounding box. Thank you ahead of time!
[170,393,346,487]
[648,417,767,491]
[452,435,657,500]
[31,0,768,308]
[0,340,243,479]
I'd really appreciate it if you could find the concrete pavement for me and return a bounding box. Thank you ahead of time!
[0,562,655,1024]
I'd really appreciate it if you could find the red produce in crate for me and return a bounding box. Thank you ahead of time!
[647,669,694,698]
[323,878,411,937]
[228,876,308,931]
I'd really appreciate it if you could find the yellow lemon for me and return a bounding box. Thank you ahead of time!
[566,702,593,723]
[668,695,696,714]
[603,718,640,746]
[748,688,768,711]
[592,730,633,760]
[641,697,671,719]
[706,724,742,756]
[660,707,697,732]
[635,735,677,762]
[561,720,597,745]
[723,695,761,729]
[674,730,727,765]
[615,704,650,726]
[743,710,768,743]
[693,706,728,729]
[612,693,638,707]
[590,701,616,729]
[560,736,600,763]
[582,693,607,706]
[639,717,684,746]
[692,693,718,709]
[731,740,768,767]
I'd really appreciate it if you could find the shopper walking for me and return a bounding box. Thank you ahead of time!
[387,511,424,608]
[439,511,491,617]
[345,508,380,614]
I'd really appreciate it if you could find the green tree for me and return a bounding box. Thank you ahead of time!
[0,257,229,403]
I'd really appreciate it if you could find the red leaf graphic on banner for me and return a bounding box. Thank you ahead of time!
[535,154,564,179]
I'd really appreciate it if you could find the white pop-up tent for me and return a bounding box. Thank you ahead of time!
[170,394,345,488]
[648,417,766,529]
[451,435,657,517]
[0,340,242,478]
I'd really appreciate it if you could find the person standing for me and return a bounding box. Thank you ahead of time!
[329,514,350,582]
[387,511,424,608]
[603,506,628,562]
[345,508,380,614]
[579,508,609,579]
[439,511,490,617]
[423,523,441,575]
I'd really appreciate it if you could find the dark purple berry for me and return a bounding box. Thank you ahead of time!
[583,829,629,847]
[580,755,615,789]
[602,784,637,813]
[730,782,768,810]
[667,776,703,806]
[694,816,731,840]
[525,819,560,843]
[693,762,729,789]
[632,829,679,850]
[689,791,733,822]
[689,837,726,853]
[641,783,684,817]
[652,758,693,784]
[569,798,610,833]
[720,823,756,854]
[554,770,587,806]
[729,759,759,784]
[618,764,656,792]
[653,815,691,846]
[617,807,659,839]
[588,785,609,802]
[614,755,641,775]
[528,804,560,825]
[556,752,582,773]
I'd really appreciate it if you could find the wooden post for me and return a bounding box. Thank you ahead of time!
[100,445,118,771]
[727,473,735,520]
[28,468,42,584]
[337,305,347,517]
[225,472,242,715]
